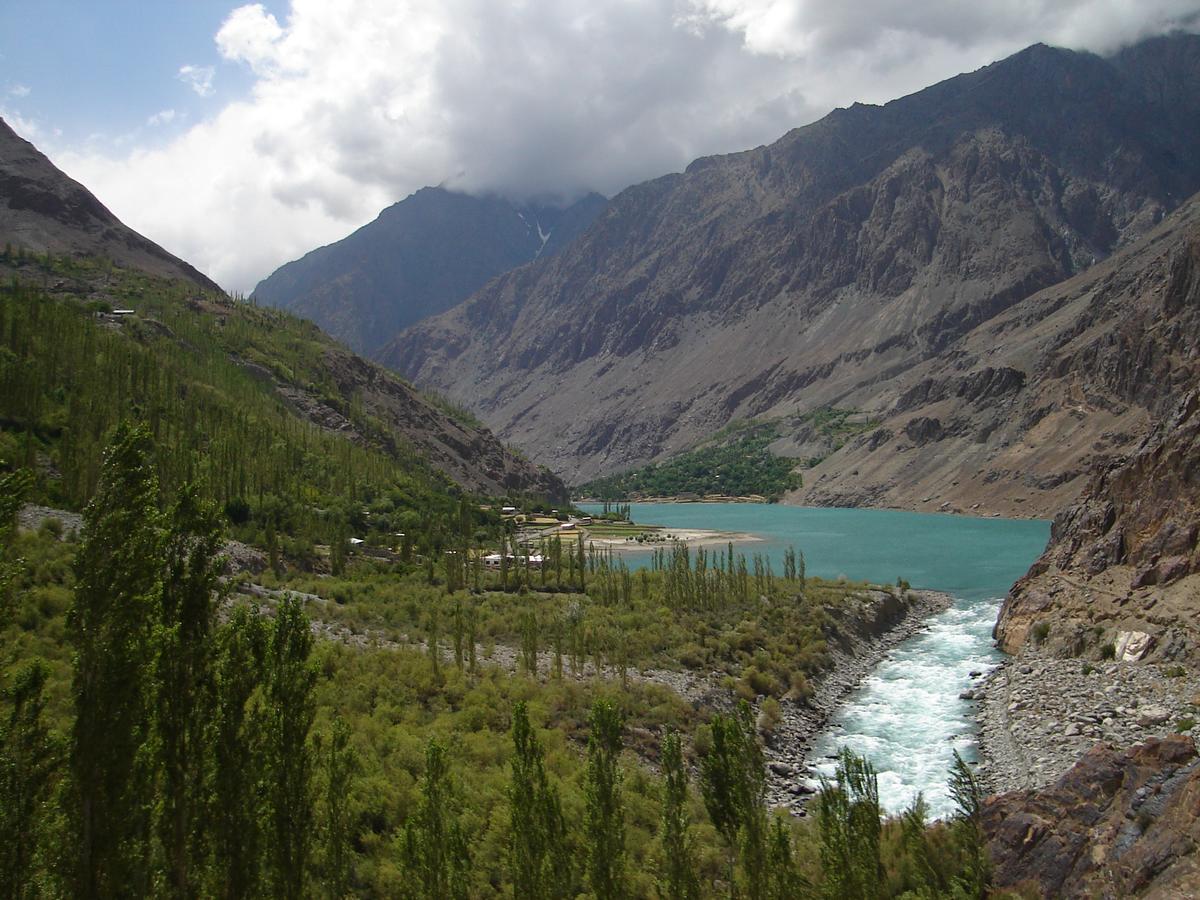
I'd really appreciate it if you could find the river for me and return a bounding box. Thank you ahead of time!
[579,502,1050,818]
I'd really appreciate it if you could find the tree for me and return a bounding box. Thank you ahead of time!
[657,731,698,900]
[816,748,882,900]
[508,702,572,899]
[155,483,225,898]
[317,717,358,899]
[0,467,30,616]
[262,595,317,900]
[584,698,626,899]
[209,606,267,899]
[0,661,59,899]
[68,422,165,898]
[699,702,768,899]
[948,750,989,898]
[402,739,470,899]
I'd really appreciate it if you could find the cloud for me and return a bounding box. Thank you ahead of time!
[34,0,1200,295]
[177,64,215,97]
[9,84,30,98]
[146,109,177,127]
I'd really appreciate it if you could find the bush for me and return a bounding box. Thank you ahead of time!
[1100,642,1116,660]
[1031,622,1050,646]
[1176,716,1196,733]
[757,697,782,737]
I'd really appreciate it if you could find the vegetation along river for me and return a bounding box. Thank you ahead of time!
[580,502,1050,818]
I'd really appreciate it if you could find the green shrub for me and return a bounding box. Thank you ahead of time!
[1031,622,1050,646]
[1100,642,1116,660]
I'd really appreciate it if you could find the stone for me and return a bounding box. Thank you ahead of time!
[1136,705,1171,728]
[1115,630,1155,663]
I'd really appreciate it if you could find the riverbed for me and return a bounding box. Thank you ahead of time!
[580,502,1049,818]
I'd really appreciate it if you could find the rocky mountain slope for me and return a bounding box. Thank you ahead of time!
[994,385,1200,660]
[252,187,606,356]
[385,34,1200,500]
[798,190,1200,517]
[0,117,219,292]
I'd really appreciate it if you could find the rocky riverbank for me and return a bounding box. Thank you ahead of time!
[975,649,1200,795]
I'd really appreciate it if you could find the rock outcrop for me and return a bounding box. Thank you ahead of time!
[385,35,1200,508]
[982,736,1200,899]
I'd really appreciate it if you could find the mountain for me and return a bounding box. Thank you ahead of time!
[384,34,1200,501]
[0,122,566,506]
[251,187,607,356]
[0,117,220,292]
[797,190,1200,517]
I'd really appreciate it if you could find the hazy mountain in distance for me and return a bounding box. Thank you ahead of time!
[251,187,607,355]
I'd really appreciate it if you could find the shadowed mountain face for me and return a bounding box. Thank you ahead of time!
[252,187,607,355]
[0,117,221,292]
[383,34,1200,497]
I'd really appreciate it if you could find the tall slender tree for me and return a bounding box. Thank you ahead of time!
[584,699,626,900]
[262,595,317,900]
[508,702,572,899]
[657,730,698,900]
[155,482,225,898]
[402,739,470,899]
[68,422,165,898]
[0,661,58,899]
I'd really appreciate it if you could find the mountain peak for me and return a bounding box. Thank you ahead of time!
[0,117,220,292]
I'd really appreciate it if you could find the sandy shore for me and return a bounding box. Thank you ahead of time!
[585,527,762,553]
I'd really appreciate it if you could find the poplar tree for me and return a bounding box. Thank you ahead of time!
[402,739,470,899]
[816,748,882,900]
[262,595,317,900]
[657,730,698,900]
[584,699,626,899]
[700,701,768,898]
[68,422,165,898]
[0,661,58,899]
[155,482,225,898]
[209,606,267,899]
[508,702,572,899]
[317,717,358,899]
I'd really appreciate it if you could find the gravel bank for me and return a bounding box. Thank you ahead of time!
[975,651,1200,795]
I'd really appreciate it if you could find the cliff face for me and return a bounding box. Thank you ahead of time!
[994,387,1200,659]
[252,188,606,356]
[983,736,1200,899]
[384,35,1200,498]
[0,117,220,292]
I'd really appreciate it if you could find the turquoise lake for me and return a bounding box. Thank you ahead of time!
[580,502,1051,817]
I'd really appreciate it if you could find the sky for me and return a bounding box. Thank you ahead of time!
[3,1,1199,294]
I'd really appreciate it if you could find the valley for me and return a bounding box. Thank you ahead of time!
[3,20,1200,899]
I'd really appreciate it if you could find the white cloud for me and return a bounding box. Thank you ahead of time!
[9,84,30,98]
[31,0,1200,295]
[177,64,215,97]
[146,108,177,127]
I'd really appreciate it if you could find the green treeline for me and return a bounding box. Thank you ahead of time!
[578,423,802,502]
